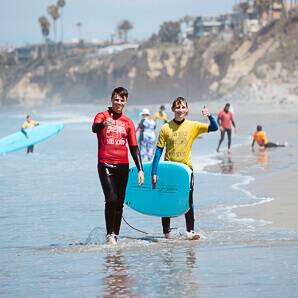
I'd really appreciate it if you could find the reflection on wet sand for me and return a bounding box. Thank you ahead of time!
[102,251,137,298]
[257,148,268,167]
[220,155,234,174]
[158,246,200,297]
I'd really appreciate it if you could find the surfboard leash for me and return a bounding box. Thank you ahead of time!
[122,216,149,234]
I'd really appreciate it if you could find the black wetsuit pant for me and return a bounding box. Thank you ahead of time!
[27,145,34,154]
[98,163,129,236]
[217,128,232,150]
[162,172,195,234]
[264,142,285,148]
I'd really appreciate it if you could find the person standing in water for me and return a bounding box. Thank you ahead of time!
[21,115,39,154]
[92,87,144,245]
[216,103,236,153]
[153,105,168,124]
[151,97,218,240]
[251,125,287,152]
[137,108,156,162]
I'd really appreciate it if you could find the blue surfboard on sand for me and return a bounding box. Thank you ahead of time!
[125,162,192,217]
[0,123,64,154]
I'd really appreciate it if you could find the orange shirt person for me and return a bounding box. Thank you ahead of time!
[252,125,286,151]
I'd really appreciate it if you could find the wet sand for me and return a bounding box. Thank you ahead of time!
[203,100,298,229]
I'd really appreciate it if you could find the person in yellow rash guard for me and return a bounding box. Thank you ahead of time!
[151,97,218,240]
[251,125,286,152]
[153,105,168,124]
[21,115,39,154]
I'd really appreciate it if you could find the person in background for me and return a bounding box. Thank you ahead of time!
[92,87,144,245]
[151,97,218,240]
[153,105,168,124]
[137,108,156,162]
[21,115,39,154]
[216,103,236,153]
[251,125,286,152]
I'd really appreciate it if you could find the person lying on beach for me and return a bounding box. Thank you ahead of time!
[151,97,218,240]
[251,125,287,152]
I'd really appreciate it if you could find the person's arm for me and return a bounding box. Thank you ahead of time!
[21,128,28,138]
[251,139,255,152]
[151,146,163,189]
[207,114,218,132]
[129,146,144,185]
[232,119,236,129]
[92,122,106,133]
[217,115,221,127]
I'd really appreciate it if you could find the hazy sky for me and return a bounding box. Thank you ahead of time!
[1,0,235,47]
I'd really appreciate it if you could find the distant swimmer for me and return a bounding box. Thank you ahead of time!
[137,108,156,162]
[216,103,236,154]
[153,105,168,124]
[21,115,39,154]
[251,125,287,152]
[92,87,144,245]
[151,97,218,240]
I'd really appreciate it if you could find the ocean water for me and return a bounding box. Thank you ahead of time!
[1,105,298,298]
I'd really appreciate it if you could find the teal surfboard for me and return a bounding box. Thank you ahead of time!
[125,162,192,217]
[0,123,64,154]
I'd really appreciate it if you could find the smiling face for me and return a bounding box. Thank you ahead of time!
[111,93,127,114]
[172,100,188,121]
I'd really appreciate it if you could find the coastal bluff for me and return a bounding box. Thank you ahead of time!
[1,17,298,106]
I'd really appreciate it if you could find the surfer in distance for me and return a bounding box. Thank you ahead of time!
[251,125,287,151]
[216,103,236,154]
[21,115,39,154]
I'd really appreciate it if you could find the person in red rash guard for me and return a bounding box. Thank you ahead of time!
[92,87,144,245]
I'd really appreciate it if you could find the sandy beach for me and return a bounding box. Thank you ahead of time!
[203,100,298,230]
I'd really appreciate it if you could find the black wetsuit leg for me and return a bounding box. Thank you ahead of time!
[185,172,195,232]
[27,145,34,154]
[161,172,195,234]
[98,163,129,235]
[217,129,226,151]
[226,128,232,149]
[264,142,285,148]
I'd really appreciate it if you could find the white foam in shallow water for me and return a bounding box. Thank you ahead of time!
[210,173,274,227]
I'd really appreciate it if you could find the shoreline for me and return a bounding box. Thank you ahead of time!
[203,101,298,230]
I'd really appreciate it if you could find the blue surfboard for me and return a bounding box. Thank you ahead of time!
[125,162,192,217]
[0,123,64,154]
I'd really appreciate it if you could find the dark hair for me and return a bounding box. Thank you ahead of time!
[111,87,128,100]
[257,125,262,131]
[225,103,230,108]
[172,97,188,109]
[160,105,165,110]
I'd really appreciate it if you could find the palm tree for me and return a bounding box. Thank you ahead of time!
[38,16,50,57]
[47,4,60,42]
[117,20,133,42]
[255,0,271,21]
[76,22,82,41]
[57,0,66,42]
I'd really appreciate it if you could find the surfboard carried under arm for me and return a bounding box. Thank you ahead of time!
[0,123,64,154]
[125,162,192,217]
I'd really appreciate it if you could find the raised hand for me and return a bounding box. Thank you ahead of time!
[104,113,114,126]
[202,105,210,117]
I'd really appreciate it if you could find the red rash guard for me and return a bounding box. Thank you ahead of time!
[218,110,234,129]
[93,110,138,164]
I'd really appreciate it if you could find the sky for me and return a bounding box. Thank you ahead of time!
[0,0,236,47]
